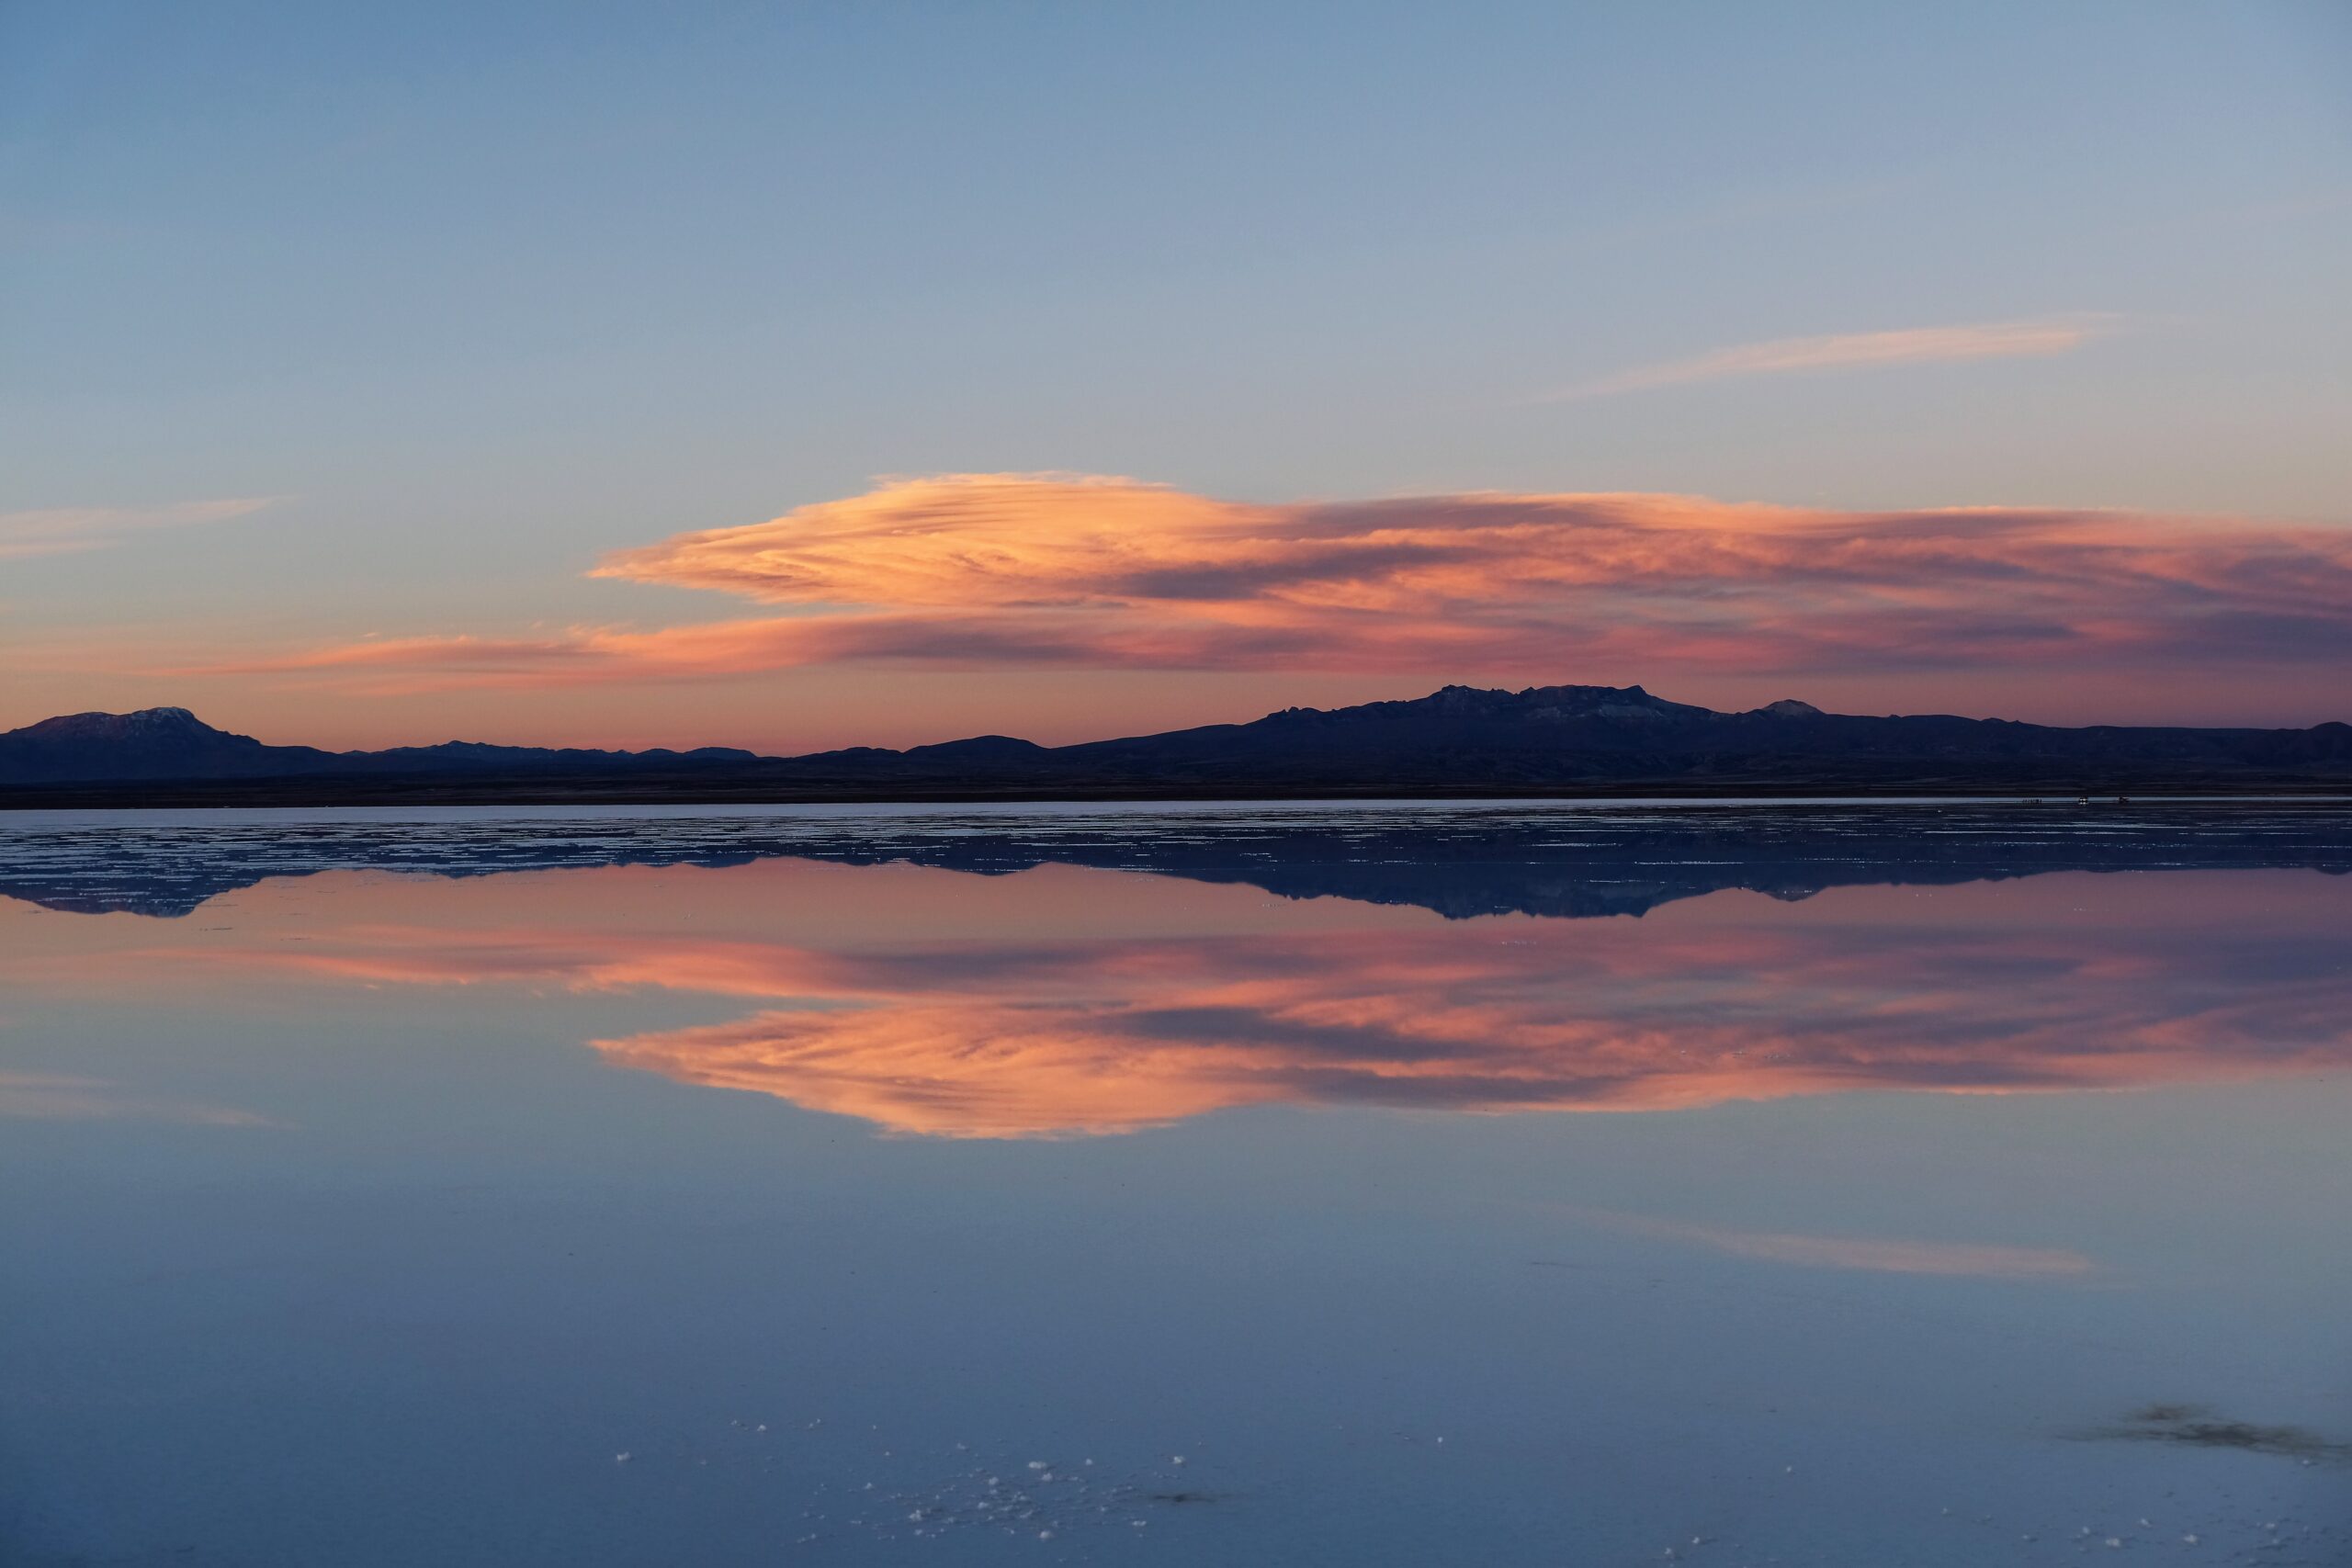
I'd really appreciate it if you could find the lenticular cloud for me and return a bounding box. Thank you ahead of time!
[588,472,2352,673]
[230,472,2352,689]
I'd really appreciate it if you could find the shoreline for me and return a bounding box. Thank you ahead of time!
[6,780,2352,814]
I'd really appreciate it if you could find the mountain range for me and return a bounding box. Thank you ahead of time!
[0,706,756,786]
[4,684,2349,805]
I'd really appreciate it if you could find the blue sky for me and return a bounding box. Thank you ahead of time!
[3,2,2346,747]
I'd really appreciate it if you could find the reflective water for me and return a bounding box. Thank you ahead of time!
[3,804,2347,1565]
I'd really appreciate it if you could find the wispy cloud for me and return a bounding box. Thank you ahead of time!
[196,474,2352,699]
[0,498,277,562]
[1579,1209,2095,1280]
[1549,316,2109,398]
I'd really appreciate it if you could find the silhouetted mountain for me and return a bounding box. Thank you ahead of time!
[0,707,338,784]
[1033,683,2352,789]
[0,707,756,787]
[3,684,2348,804]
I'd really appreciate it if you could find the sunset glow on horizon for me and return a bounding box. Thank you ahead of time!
[9,471,2347,753]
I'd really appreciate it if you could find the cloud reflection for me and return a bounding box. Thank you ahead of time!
[239,893,2352,1139]
[1577,1209,2097,1278]
[0,1070,272,1126]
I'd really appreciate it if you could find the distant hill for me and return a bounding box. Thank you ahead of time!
[1023,683,2352,791]
[3,684,2348,804]
[0,706,755,787]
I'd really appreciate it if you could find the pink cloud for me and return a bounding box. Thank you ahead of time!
[1552,316,2108,397]
[0,497,276,562]
[192,474,2352,697]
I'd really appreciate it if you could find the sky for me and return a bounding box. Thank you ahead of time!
[3,1,2348,751]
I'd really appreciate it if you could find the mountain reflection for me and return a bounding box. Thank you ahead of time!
[5,802,2348,919]
[141,859,2352,1139]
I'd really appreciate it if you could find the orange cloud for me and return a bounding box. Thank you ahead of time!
[199,475,2352,696]
[1553,317,2106,397]
[1,497,277,562]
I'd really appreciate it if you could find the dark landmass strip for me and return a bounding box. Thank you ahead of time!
[3,800,2346,920]
[0,705,758,792]
[3,684,2350,807]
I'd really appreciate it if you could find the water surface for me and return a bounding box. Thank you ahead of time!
[3,804,2347,1564]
